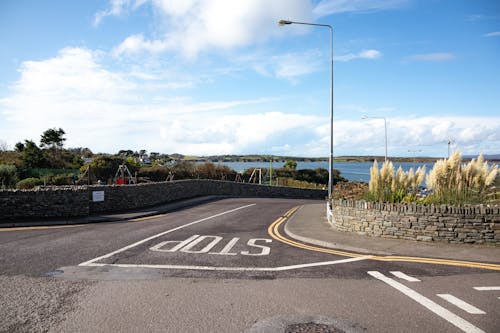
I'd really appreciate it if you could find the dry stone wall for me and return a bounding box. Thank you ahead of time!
[0,180,326,221]
[0,186,89,220]
[330,199,499,245]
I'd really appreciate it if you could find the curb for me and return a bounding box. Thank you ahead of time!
[0,195,222,228]
[284,206,393,256]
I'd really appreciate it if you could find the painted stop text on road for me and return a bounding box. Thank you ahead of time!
[150,235,272,256]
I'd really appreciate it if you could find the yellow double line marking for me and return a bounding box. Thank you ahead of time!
[1,213,168,231]
[129,214,167,222]
[269,206,500,271]
[0,224,86,232]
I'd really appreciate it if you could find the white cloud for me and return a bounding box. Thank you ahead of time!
[335,49,382,62]
[1,48,499,157]
[404,53,455,62]
[313,0,408,17]
[0,47,326,155]
[113,34,171,56]
[94,0,147,26]
[264,51,324,80]
[483,31,500,37]
[108,0,313,58]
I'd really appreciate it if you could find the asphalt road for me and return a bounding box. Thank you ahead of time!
[1,197,499,332]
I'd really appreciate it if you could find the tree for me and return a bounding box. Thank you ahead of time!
[40,128,66,150]
[40,128,66,166]
[118,150,134,157]
[22,140,46,168]
[81,155,139,183]
[284,160,297,170]
[15,142,25,152]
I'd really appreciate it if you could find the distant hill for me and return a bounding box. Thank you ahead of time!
[463,154,500,161]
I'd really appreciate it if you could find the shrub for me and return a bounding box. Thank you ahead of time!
[367,160,425,202]
[48,174,74,186]
[138,166,171,182]
[425,151,498,204]
[171,161,195,179]
[0,164,18,189]
[17,177,43,189]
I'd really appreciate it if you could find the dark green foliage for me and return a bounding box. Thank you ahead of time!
[15,142,25,152]
[22,140,47,169]
[139,162,239,182]
[118,150,134,157]
[195,163,237,180]
[82,155,127,182]
[274,167,345,185]
[138,166,171,182]
[283,160,297,170]
[17,177,43,189]
[170,161,196,179]
[0,164,18,188]
[40,128,66,149]
[47,174,75,186]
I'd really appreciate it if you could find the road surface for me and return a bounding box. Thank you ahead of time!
[1,198,498,332]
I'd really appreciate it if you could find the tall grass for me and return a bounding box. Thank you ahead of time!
[426,151,498,204]
[367,160,426,202]
[366,151,498,204]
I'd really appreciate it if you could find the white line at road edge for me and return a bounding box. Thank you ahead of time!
[473,286,500,291]
[79,204,256,266]
[437,294,486,314]
[390,271,421,282]
[80,256,371,272]
[368,271,485,333]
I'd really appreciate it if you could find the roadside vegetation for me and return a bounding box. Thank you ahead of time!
[365,151,499,204]
[0,129,346,189]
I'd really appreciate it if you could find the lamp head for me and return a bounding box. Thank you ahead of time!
[278,20,292,26]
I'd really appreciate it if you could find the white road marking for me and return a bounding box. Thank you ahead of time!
[79,204,256,266]
[368,271,486,333]
[390,271,421,282]
[210,237,239,256]
[81,256,371,272]
[437,294,486,314]
[241,238,272,256]
[473,286,500,291]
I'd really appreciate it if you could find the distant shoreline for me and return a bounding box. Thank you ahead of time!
[178,154,500,163]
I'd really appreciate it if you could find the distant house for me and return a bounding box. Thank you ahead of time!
[139,157,151,165]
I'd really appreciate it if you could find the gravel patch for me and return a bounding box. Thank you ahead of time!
[0,275,93,333]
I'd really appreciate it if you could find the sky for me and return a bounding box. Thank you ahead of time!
[0,0,499,158]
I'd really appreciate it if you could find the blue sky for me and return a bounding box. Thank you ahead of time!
[1,0,499,157]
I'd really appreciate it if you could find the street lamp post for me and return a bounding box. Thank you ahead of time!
[362,115,388,161]
[278,19,334,199]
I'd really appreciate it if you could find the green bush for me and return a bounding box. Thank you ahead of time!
[48,174,74,186]
[0,164,18,189]
[17,177,43,189]
[138,166,171,182]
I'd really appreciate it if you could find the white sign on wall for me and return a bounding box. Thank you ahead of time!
[92,191,105,202]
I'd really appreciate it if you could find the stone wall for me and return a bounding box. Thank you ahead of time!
[0,187,89,220]
[330,199,499,245]
[0,180,326,221]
